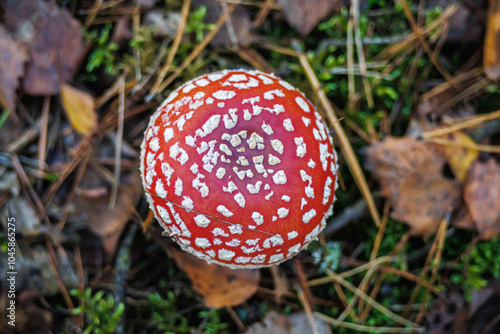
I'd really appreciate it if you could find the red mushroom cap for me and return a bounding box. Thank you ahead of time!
[140,69,338,268]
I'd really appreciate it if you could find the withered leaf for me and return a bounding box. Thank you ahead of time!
[170,246,260,308]
[484,0,500,80]
[74,171,143,255]
[365,137,461,235]
[60,83,97,136]
[4,0,85,95]
[276,0,341,36]
[0,24,28,111]
[246,311,332,334]
[194,0,255,47]
[464,159,500,240]
[441,132,479,182]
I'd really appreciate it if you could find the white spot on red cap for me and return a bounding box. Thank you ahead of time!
[323,176,333,205]
[217,205,233,217]
[251,212,264,225]
[270,139,284,154]
[195,238,211,248]
[295,96,310,112]
[283,118,294,131]
[213,90,236,100]
[263,89,285,100]
[269,253,284,263]
[272,170,287,185]
[302,209,317,224]
[295,137,307,157]
[155,179,167,198]
[164,128,174,143]
[194,214,210,227]
[287,231,298,240]
[218,249,235,261]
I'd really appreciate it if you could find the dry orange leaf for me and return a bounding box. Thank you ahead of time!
[441,132,479,182]
[464,159,500,240]
[170,246,260,308]
[0,25,28,111]
[365,137,461,235]
[484,0,500,80]
[4,0,85,95]
[246,311,331,334]
[60,83,97,136]
[74,171,142,255]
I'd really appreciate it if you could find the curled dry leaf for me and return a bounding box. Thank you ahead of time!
[0,24,28,111]
[4,0,85,95]
[170,246,260,308]
[276,0,342,36]
[60,83,97,136]
[74,171,143,255]
[484,0,500,80]
[441,132,479,182]
[365,137,461,235]
[464,159,500,240]
[194,0,255,47]
[246,311,331,334]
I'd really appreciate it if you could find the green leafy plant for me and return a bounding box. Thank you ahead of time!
[450,235,500,299]
[147,291,191,333]
[85,23,119,75]
[71,288,124,334]
[185,6,216,42]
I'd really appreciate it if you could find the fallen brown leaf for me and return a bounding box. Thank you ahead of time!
[4,0,85,95]
[0,24,28,111]
[276,0,341,36]
[60,83,97,136]
[74,170,142,255]
[246,311,332,334]
[464,159,500,240]
[170,246,260,308]
[484,0,500,80]
[365,137,461,235]
[195,0,255,47]
[441,132,479,182]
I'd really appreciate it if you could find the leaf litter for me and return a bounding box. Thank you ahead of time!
[1,0,500,333]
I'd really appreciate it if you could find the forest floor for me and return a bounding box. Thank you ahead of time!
[1,0,500,333]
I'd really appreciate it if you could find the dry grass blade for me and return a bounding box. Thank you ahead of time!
[150,6,232,99]
[149,0,192,97]
[414,212,450,323]
[324,268,423,329]
[109,76,125,208]
[423,137,500,154]
[295,284,320,334]
[314,312,425,333]
[296,52,381,226]
[421,108,500,139]
[352,0,374,108]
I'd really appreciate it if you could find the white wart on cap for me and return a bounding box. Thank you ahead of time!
[140,69,338,269]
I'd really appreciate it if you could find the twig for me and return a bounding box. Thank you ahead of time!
[322,198,368,237]
[221,0,238,48]
[109,76,125,208]
[294,46,381,227]
[148,0,191,98]
[295,283,320,334]
[423,136,500,153]
[324,268,424,329]
[252,0,274,27]
[352,0,374,108]
[148,5,232,100]
[315,312,425,333]
[114,223,137,334]
[420,108,500,139]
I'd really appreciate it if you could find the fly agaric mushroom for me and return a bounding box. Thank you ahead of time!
[140,69,338,269]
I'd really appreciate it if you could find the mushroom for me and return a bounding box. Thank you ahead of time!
[140,69,338,269]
